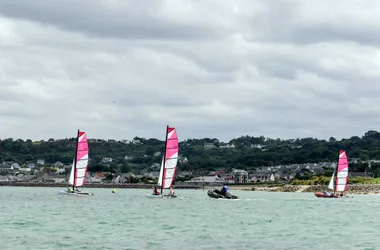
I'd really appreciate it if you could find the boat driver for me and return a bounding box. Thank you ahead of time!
[221,183,228,195]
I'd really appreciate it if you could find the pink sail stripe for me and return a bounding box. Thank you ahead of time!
[76,132,88,161]
[165,128,178,160]
[335,150,348,192]
[162,127,179,189]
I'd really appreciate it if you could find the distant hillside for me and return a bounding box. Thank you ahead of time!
[1,130,380,174]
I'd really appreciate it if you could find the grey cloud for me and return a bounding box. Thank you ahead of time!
[0,0,380,142]
[240,0,380,45]
[0,0,221,40]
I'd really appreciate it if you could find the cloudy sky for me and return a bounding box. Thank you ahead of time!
[0,0,379,142]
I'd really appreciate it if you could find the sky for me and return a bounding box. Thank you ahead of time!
[1,0,380,142]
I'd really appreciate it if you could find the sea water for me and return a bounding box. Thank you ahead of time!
[0,186,379,250]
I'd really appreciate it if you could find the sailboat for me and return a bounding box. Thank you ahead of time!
[58,130,93,196]
[314,150,349,198]
[149,125,179,198]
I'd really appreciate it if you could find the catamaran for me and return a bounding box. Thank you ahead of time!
[58,130,93,196]
[149,125,179,198]
[315,150,349,198]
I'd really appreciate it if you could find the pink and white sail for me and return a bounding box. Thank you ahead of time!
[335,150,348,192]
[158,126,179,189]
[68,131,89,187]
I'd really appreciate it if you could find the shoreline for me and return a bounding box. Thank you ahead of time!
[0,182,198,189]
[206,184,380,195]
[2,182,380,194]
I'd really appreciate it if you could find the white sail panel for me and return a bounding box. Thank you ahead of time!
[68,158,75,185]
[328,171,335,190]
[75,154,88,187]
[157,156,164,186]
[162,154,178,189]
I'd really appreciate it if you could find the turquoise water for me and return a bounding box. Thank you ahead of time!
[0,187,379,250]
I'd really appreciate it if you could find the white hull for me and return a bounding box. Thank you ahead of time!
[145,194,178,198]
[58,190,94,196]
[163,194,177,198]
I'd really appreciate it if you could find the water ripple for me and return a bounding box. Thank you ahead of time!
[1,187,380,249]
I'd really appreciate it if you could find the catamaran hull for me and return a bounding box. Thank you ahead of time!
[163,194,177,198]
[315,192,353,199]
[314,192,338,198]
[146,193,177,198]
[58,190,94,196]
[207,189,238,199]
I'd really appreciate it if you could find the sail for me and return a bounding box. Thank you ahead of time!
[157,156,164,186]
[328,170,335,190]
[335,150,348,192]
[68,158,75,185]
[160,127,179,189]
[115,175,120,183]
[74,131,89,187]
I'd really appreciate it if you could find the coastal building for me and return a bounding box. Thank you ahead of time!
[204,143,215,149]
[102,157,113,164]
[185,175,224,184]
[220,143,236,149]
[231,169,248,183]
[37,159,45,165]
[53,161,64,168]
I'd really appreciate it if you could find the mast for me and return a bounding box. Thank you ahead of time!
[160,125,169,194]
[73,129,80,190]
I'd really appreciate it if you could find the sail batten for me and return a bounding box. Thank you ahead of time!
[158,126,179,190]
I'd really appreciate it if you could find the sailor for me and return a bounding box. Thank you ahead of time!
[68,186,73,193]
[322,190,327,196]
[153,186,160,195]
[169,186,175,195]
[221,183,229,195]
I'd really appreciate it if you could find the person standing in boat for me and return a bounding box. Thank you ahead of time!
[169,186,175,195]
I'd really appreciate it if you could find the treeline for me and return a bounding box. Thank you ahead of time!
[1,130,380,173]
